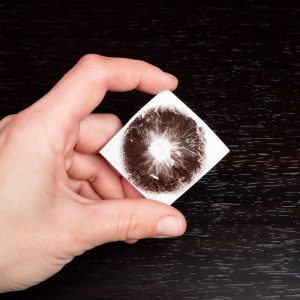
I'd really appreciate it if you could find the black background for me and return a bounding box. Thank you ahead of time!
[1,1,299,299]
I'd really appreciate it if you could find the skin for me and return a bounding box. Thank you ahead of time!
[0,54,187,292]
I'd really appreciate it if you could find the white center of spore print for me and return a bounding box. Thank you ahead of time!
[148,135,173,163]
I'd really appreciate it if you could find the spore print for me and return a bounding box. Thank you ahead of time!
[100,90,229,205]
[122,106,205,193]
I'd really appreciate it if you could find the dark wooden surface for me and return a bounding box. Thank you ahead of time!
[1,0,299,299]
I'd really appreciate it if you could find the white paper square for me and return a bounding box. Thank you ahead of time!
[100,90,229,205]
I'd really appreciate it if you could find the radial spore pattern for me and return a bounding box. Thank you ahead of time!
[122,106,205,193]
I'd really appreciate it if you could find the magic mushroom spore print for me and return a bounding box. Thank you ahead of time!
[100,90,229,205]
[122,106,205,193]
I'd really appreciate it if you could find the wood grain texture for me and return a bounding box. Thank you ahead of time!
[0,0,299,299]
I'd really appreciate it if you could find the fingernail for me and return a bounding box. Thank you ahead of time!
[164,72,177,79]
[125,239,138,244]
[156,216,183,238]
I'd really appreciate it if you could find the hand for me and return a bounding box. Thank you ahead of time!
[0,54,186,292]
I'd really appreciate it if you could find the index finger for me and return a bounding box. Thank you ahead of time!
[35,54,178,123]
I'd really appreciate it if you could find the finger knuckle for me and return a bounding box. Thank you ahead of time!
[76,54,108,85]
[108,114,122,130]
[78,54,104,69]
[0,114,15,125]
[7,111,34,136]
[0,112,39,151]
[117,206,140,241]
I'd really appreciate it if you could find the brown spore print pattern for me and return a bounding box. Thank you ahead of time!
[122,106,205,193]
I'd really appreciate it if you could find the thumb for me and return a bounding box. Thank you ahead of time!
[81,198,187,249]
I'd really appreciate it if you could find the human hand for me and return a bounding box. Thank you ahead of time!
[0,54,186,292]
